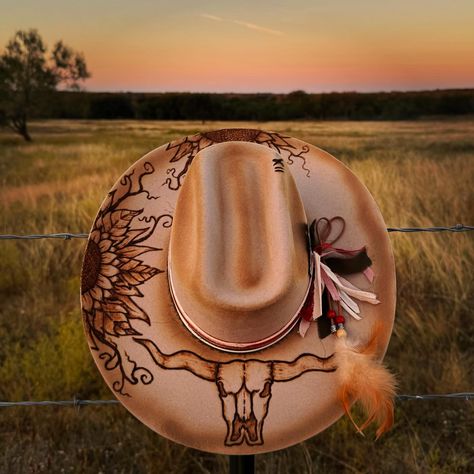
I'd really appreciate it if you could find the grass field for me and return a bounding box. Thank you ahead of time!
[0,119,473,473]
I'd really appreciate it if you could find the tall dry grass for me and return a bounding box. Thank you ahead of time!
[0,119,473,473]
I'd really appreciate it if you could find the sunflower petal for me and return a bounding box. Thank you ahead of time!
[101,263,120,277]
[97,274,113,289]
[119,245,156,258]
[82,292,93,311]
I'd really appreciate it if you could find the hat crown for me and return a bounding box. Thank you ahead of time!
[169,142,310,351]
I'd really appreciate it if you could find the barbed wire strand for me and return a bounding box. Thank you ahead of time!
[0,232,88,240]
[0,225,473,241]
[396,392,474,401]
[0,399,119,408]
[386,224,474,233]
[0,393,472,408]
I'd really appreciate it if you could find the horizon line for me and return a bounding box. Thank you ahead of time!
[73,86,474,95]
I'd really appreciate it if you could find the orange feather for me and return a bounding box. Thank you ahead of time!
[335,324,397,438]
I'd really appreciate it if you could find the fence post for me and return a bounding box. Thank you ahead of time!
[229,455,255,474]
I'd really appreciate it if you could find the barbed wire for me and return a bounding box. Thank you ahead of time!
[0,393,472,408]
[396,392,474,401]
[386,224,474,233]
[0,225,473,241]
[0,232,88,240]
[0,399,119,408]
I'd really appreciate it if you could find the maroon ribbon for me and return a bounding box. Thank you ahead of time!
[310,217,372,275]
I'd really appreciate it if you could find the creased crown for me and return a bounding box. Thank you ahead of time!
[168,141,310,352]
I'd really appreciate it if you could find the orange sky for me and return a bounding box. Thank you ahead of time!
[1,0,473,92]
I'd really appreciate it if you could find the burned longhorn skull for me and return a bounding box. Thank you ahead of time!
[216,359,273,446]
[135,338,336,446]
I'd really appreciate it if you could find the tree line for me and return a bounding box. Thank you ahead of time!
[47,88,473,122]
[1,29,473,142]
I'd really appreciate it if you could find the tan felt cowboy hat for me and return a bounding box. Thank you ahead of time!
[80,128,397,454]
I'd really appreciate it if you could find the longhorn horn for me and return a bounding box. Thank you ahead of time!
[273,352,336,381]
[134,338,217,381]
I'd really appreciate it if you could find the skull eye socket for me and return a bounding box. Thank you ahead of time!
[260,381,272,398]
[217,381,228,398]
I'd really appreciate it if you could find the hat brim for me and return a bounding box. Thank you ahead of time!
[80,128,396,454]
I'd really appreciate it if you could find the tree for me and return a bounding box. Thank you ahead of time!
[0,29,90,141]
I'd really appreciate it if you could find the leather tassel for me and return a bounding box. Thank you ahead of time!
[298,252,323,337]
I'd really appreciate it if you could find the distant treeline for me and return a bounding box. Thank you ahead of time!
[44,89,474,121]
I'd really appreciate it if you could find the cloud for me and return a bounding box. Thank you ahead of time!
[200,13,224,22]
[232,20,284,37]
[199,14,284,36]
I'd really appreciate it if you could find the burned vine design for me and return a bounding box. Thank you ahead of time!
[81,161,172,396]
[163,128,312,190]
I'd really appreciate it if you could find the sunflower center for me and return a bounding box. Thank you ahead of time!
[203,129,259,143]
[82,240,102,293]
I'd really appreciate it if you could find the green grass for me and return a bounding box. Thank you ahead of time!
[0,119,473,473]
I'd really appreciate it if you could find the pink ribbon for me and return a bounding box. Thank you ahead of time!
[298,253,379,337]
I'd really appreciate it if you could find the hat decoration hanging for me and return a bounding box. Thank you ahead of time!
[81,128,397,454]
[296,215,395,438]
[297,216,379,338]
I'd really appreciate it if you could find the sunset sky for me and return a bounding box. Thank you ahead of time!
[1,0,473,93]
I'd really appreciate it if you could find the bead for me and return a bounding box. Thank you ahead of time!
[337,323,344,329]
[335,315,345,324]
[336,328,347,338]
[330,324,337,333]
[327,309,336,319]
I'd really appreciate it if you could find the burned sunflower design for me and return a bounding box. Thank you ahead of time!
[81,209,160,338]
[81,161,172,395]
